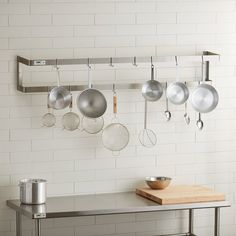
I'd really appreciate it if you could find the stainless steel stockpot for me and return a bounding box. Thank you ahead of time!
[19,179,47,205]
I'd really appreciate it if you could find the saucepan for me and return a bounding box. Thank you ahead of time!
[190,58,219,113]
[19,179,47,205]
[48,61,72,110]
[167,56,189,105]
[142,58,163,101]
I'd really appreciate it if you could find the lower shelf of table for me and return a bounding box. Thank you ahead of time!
[154,233,197,236]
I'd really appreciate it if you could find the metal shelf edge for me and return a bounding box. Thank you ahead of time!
[17,51,220,66]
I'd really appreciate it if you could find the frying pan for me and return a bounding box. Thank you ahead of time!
[167,56,189,105]
[48,65,72,110]
[77,64,107,118]
[190,60,219,113]
[142,62,163,102]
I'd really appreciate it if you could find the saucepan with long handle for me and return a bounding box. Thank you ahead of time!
[166,56,189,105]
[142,59,163,102]
[48,60,72,110]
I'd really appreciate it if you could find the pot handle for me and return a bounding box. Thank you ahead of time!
[113,84,117,115]
[201,55,205,83]
[175,56,179,82]
[113,94,117,114]
[151,64,154,81]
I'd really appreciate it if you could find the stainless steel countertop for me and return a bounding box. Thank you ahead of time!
[6,192,230,219]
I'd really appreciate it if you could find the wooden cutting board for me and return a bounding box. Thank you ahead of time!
[136,185,225,205]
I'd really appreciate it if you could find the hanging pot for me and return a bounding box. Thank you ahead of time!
[48,62,72,110]
[77,63,107,118]
[190,59,219,113]
[166,56,189,105]
[142,61,163,102]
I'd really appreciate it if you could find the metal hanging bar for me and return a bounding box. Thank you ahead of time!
[16,51,220,93]
[17,51,219,67]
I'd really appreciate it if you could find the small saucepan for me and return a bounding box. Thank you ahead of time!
[48,62,72,110]
[167,56,189,105]
[142,60,163,102]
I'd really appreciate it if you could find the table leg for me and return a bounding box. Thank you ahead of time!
[35,219,41,236]
[189,209,194,235]
[214,208,220,236]
[16,212,22,236]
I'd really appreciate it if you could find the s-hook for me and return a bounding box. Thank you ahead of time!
[87,58,91,69]
[110,57,114,67]
[133,57,138,67]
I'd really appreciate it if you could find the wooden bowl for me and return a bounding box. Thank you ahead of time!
[145,176,171,190]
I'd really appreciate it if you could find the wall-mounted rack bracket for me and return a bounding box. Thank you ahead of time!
[16,51,220,93]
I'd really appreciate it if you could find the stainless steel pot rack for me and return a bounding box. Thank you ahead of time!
[17,51,220,93]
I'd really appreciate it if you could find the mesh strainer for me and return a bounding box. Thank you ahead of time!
[62,97,80,131]
[42,91,56,127]
[82,116,104,134]
[102,86,129,152]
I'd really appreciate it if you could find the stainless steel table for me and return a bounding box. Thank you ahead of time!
[7,192,230,236]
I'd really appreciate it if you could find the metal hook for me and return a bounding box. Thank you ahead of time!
[110,57,114,67]
[175,56,178,66]
[133,57,138,67]
[55,59,59,71]
[87,58,91,69]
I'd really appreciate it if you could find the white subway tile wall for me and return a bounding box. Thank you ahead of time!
[0,0,236,235]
